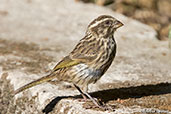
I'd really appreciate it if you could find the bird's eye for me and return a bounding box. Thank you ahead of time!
[105,21,110,25]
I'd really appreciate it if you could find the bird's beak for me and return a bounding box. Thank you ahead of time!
[114,20,124,29]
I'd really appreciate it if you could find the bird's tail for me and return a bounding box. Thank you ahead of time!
[14,73,56,95]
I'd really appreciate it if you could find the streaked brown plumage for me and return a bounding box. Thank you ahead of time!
[14,15,123,107]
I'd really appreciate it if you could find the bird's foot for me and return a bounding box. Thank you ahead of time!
[82,99,115,111]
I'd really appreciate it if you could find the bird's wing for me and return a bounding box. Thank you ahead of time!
[69,40,98,63]
[53,53,97,71]
[53,56,81,71]
[53,39,98,71]
[71,53,97,63]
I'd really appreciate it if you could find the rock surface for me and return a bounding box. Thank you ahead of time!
[0,0,171,114]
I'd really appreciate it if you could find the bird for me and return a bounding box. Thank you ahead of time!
[14,15,123,107]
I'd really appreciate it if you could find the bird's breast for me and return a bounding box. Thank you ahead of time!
[91,37,116,71]
[69,63,102,85]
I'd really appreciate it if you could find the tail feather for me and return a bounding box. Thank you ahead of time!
[14,73,56,95]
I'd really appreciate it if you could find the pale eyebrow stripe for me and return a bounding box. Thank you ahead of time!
[89,18,113,28]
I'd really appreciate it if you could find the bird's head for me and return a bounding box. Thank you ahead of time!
[87,15,123,38]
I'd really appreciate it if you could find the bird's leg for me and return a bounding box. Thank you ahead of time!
[84,91,100,107]
[73,84,88,101]
[73,84,101,107]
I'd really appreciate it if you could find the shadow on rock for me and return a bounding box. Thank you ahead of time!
[91,82,171,103]
[42,95,82,114]
[43,82,171,114]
